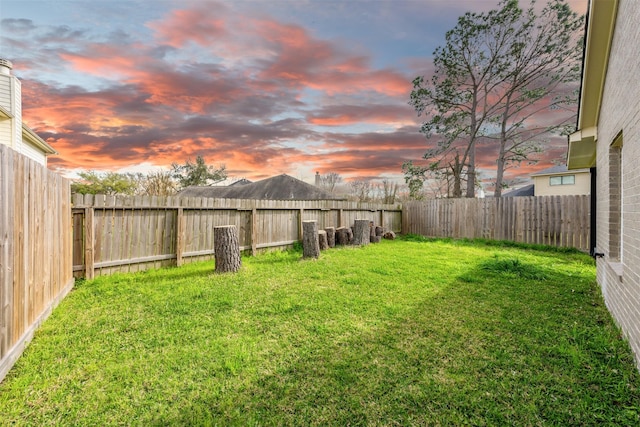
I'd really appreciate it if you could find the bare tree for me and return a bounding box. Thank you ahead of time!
[141,170,177,196]
[349,180,372,202]
[381,179,399,204]
[317,172,343,193]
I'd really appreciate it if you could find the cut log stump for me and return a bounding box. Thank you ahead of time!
[318,230,329,250]
[353,219,370,246]
[370,235,382,243]
[324,227,336,248]
[336,227,349,246]
[214,225,242,273]
[302,220,320,259]
[383,230,396,240]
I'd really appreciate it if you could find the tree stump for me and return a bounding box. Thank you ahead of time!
[346,227,353,243]
[370,235,382,243]
[352,219,370,246]
[336,227,350,246]
[318,230,329,250]
[214,225,242,273]
[324,227,336,248]
[375,226,384,237]
[383,230,396,240]
[302,220,320,259]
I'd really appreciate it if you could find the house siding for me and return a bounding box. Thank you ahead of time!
[595,0,640,367]
[0,119,11,146]
[21,139,47,165]
[0,72,22,152]
[533,171,590,196]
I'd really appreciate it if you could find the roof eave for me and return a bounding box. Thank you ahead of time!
[0,105,12,120]
[567,0,619,170]
[22,124,57,155]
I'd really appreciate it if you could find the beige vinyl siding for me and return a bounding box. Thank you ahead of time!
[533,171,591,196]
[20,140,47,165]
[0,120,11,147]
[12,78,22,151]
[0,74,12,112]
[0,73,21,152]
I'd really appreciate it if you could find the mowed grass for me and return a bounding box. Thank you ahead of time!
[1,237,639,426]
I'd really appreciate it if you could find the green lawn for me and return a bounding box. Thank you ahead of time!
[1,237,639,425]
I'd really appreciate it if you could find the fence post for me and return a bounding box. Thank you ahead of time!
[298,208,304,241]
[176,208,184,267]
[251,207,257,256]
[84,207,94,280]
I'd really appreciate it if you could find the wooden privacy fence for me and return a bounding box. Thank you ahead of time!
[72,194,402,278]
[0,145,73,382]
[402,195,590,252]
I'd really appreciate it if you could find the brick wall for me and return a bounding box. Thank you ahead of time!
[595,0,640,368]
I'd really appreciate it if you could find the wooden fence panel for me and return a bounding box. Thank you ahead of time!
[0,145,74,383]
[405,196,590,252]
[71,197,402,278]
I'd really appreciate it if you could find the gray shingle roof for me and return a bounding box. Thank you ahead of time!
[178,174,344,200]
[502,184,535,197]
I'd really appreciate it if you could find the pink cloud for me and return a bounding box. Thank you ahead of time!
[147,3,228,48]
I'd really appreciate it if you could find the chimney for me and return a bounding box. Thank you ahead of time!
[315,171,321,187]
[0,58,13,75]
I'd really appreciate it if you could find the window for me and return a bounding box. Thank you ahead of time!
[609,132,623,262]
[549,175,575,186]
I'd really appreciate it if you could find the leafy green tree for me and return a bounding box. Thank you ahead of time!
[410,0,583,198]
[71,171,140,195]
[170,156,227,189]
[402,161,427,200]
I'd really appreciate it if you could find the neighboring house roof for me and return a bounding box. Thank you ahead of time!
[22,124,57,155]
[530,165,590,177]
[568,0,619,169]
[502,184,535,198]
[228,178,252,186]
[178,174,344,200]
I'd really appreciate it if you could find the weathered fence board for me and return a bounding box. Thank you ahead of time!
[403,196,590,252]
[0,145,73,383]
[72,196,402,278]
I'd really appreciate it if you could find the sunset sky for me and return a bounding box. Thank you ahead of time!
[1,0,587,187]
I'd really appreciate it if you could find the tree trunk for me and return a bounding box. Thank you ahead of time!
[352,219,370,246]
[324,227,336,248]
[336,227,350,246]
[318,230,329,250]
[494,97,511,198]
[214,225,242,273]
[494,155,506,198]
[302,221,320,259]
